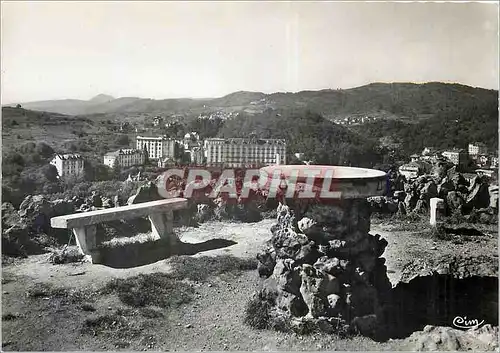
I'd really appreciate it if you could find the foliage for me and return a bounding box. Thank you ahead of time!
[42,164,59,182]
[115,134,130,146]
[244,292,273,329]
[218,109,382,167]
[351,96,498,155]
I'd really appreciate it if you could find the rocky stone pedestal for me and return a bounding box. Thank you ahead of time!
[254,199,391,336]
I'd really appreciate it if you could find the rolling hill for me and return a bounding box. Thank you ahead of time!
[8,83,498,123]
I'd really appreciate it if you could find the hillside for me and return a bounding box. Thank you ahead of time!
[350,92,499,154]
[9,83,498,123]
[218,109,381,167]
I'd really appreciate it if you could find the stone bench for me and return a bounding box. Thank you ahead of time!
[50,198,188,263]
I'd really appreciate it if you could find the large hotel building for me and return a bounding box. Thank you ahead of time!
[136,136,177,160]
[103,149,146,168]
[50,153,85,178]
[204,137,286,167]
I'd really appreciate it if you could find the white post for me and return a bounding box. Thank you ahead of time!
[430,197,444,226]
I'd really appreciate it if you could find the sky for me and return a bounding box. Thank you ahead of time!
[1,1,498,103]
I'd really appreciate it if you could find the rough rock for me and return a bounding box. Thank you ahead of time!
[2,202,20,228]
[413,199,428,214]
[405,325,499,351]
[2,225,31,257]
[127,182,163,205]
[297,217,317,233]
[351,314,378,337]
[420,181,438,201]
[446,191,464,215]
[404,192,418,212]
[194,203,213,223]
[50,246,85,264]
[396,201,407,216]
[101,197,113,209]
[466,183,490,210]
[90,192,102,208]
[254,201,390,335]
[400,254,498,283]
[17,195,76,234]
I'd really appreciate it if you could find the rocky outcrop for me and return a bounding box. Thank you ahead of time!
[2,202,20,229]
[400,254,498,283]
[404,324,499,351]
[127,181,163,205]
[18,195,76,231]
[2,195,79,257]
[373,169,497,224]
[251,201,391,336]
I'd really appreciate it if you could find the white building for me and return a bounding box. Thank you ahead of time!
[152,116,163,127]
[492,157,499,169]
[442,149,468,167]
[103,149,146,168]
[183,132,200,150]
[50,153,84,178]
[188,146,205,165]
[204,137,286,167]
[398,161,431,179]
[136,136,177,160]
[468,142,488,157]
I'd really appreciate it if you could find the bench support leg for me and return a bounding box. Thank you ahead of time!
[73,225,99,264]
[149,211,178,246]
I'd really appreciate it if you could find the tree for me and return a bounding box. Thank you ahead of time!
[143,146,149,165]
[42,164,59,182]
[112,160,122,180]
[115,134,130,146]
[35,142,55,159]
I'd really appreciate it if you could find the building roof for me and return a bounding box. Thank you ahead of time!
[205,137,286,145]
[469,142,487,147]
[442,148,466,153]
[136,135,176,141]
[105,149,143,157]
[53,153,83,160]
[400,160,432,171]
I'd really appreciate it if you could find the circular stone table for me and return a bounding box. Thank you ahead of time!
[253,165,392,336]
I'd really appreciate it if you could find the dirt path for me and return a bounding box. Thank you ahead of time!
[2,219,497,351]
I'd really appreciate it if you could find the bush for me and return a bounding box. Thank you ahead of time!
[244,292,273,329]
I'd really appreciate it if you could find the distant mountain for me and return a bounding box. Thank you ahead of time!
[7,83,498,121]
[89,94,115,103]
[10,99,90,116]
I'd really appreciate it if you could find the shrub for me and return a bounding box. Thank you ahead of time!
[244,291,274,329]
